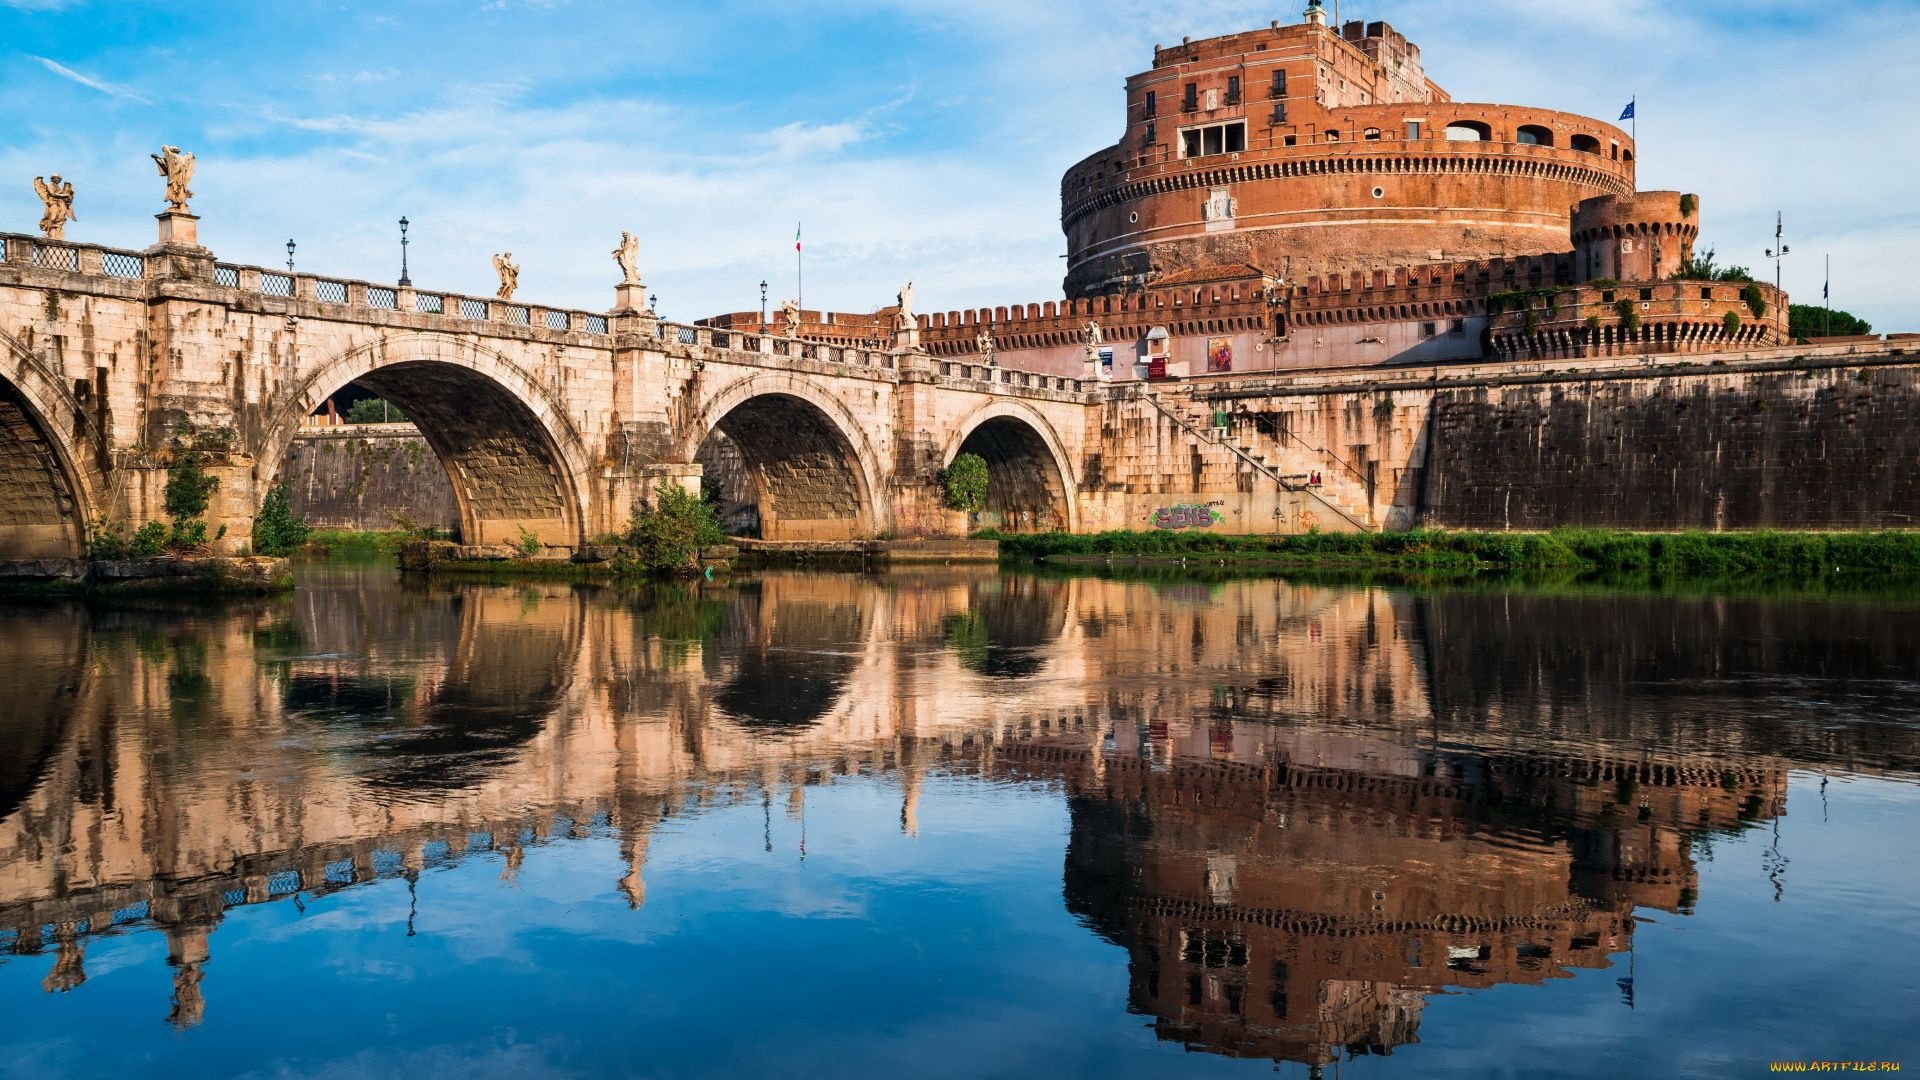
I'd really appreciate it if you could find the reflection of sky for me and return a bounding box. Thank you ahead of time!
[3,773,1918,1078]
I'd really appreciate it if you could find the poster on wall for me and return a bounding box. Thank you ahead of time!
[1098,347,1113,380]
[1207,337,1233,373]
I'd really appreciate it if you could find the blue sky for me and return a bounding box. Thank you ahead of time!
[3,0,1914,331]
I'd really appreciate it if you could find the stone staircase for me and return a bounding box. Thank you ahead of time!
[1143,393,1377,532]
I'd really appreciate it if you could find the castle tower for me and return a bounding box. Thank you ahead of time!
[1572,191,1701,284]
[1059,11,1637,297]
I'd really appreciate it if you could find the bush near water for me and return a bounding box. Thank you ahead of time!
[982,527,1920,578]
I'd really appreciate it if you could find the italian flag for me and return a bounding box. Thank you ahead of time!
[795,223,802,252]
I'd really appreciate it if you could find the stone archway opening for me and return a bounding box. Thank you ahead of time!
[276,360,581,549]
[951,416,1071,533]
[694,393,870,542]
[0,376,85,560]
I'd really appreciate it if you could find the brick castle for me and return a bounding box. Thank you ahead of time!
[705,1,1792,382]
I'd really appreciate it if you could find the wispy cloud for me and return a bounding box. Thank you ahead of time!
[30,55,150,103]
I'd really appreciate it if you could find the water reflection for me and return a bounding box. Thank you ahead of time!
[2,569,1917,1071]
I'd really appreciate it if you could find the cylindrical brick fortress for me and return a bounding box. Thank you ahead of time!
[1060,10,1636,298]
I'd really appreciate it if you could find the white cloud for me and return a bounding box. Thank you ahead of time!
[30,55,151,103]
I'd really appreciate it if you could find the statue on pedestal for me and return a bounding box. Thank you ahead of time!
[151,146,194,211]
[493,252,520,300]
[780,298,802,337]
[894,279,920,347]
[1083,320,1104,361]
[976,326,996,366]
[612,230,641,286]
[33,175,76,240]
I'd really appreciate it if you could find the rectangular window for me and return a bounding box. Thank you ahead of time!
[1406,120,1422,140]
[1283,134,1297,146]
[1144,90,1156,118]
[1449,318,1466,335]
[1269,103,1288,125]
[1142,121,1156,144]
[1225,76,1241,104]
[1180,121,1246,158]
[1420,321,1438,338]
[1271,69,1288,97]
[1182,82,1198,111]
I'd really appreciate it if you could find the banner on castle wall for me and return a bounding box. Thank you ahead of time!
[1207,337,1232,373]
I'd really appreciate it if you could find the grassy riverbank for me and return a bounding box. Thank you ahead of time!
[981,527,1920,581]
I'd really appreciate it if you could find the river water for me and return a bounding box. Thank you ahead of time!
[2,563,1918,1078]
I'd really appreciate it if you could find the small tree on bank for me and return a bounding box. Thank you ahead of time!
[939,453,989,515]
[625,485,725,575]
[251,483,311,556]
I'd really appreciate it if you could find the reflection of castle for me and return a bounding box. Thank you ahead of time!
[1,572,1912,1047]
[1015,719,1786,1068]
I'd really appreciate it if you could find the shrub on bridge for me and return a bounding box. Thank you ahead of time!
[252,483,311,557]
[625,485,725,575]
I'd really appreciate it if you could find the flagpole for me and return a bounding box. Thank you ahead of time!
[796,221,804,320]
[1825,253,1831,338]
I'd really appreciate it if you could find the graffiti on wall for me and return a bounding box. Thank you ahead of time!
[1149,502,1226,530]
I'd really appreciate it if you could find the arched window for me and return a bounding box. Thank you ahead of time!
[1622,149,1635,163]
[1445,121,1491,141]
[1570,134,1601,154]
[1516,124,1553,147]
[1363,127,1382,141]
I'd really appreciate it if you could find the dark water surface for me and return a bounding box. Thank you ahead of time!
[3,563,1918,1079]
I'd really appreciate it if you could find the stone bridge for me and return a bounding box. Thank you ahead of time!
[9,212,1920,565]
[0,217,1108,561]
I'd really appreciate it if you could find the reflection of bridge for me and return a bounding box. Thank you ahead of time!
[4,574,1916,1055]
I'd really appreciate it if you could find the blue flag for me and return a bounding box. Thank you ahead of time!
[1620,100,1635,121]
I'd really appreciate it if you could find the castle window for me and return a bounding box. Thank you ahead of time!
[1701,287,1713,301]
[1284,135,1298,147]
[1406,120,1422,140]
[1325,129,1341,142]
[1445,121,1492,141]
[1142,121,1156,145]
[1571,134,1601,154]
[1269,103,1288,125]
[1363,127,1382,141]
[1182,82,1198,111]
[1449,319,1466,335]
[1420,321,1438,338]
[1180,120,1246,158]
[1516,124,1554,147]
[1144,90,1156,118]
[1271,69,1288,97]
[1225,76,1241,105]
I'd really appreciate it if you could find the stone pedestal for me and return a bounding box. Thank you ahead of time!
[155,211,200,248]
[146,212,213,282]
[894,323,921,350]
[613,282,650,315]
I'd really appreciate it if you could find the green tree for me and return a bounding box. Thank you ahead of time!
[1673,246,1755,283]
[345,397,406,424]
[939,452,990,513]
[1789,303,1873,340]
[251,483,311,556]
[625,485,725,575]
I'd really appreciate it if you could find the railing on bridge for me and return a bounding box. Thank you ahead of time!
[0,230,1088,396]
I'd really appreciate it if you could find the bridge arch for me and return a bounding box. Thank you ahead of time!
[259,335,594,548]
[942,400,1079,533]
[684,376,884,541]
[0,333,103,560]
